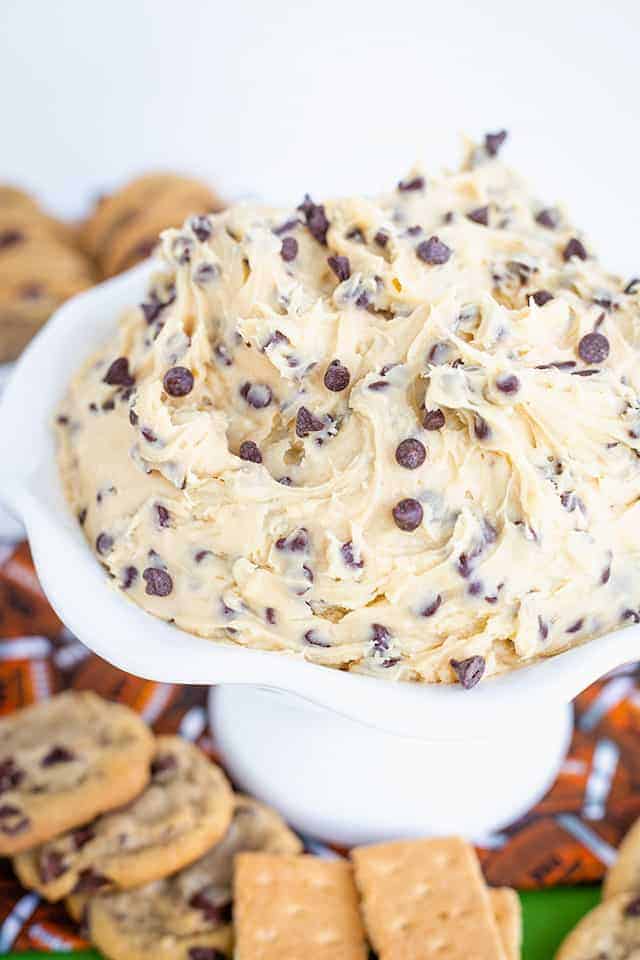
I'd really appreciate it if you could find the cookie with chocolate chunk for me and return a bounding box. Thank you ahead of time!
[14,736,233,900]
[0,691,153,854]
[72,794,301,960]
[556,892,640,959]
[0,190,94,360]
[81,174,222,278]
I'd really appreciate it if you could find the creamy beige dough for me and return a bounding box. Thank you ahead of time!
[57,133,640,686]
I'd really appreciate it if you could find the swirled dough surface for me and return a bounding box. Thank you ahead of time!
[57,136,640,686]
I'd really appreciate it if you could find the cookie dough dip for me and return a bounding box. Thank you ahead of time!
[57,132,640,687]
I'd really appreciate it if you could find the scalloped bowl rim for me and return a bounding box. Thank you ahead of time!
[0,262,637,740]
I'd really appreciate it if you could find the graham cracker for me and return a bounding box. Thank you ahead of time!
[490,887,522,960]
[352,837,507,960]
[234,853,368,960]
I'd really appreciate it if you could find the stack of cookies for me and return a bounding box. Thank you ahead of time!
[0,173,222,363]
[1,690,522,959]
[80,173,223,279]
[555,814,640,958]
[0,187,95,362]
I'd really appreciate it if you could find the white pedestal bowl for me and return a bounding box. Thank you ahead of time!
[0,265,636,844]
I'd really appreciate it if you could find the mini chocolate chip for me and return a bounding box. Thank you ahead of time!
[103,357,134,387]
[423,408,445,431]
[102,398,115,412]
[341,541,363,569]
[0,229,24,250]
[374,230,389,248]
[121,566,138,592]
[42,746,75,766]
[535,208,559,229]
[195,549,212,563]
[151,508,169,534]
[451,655,486,689]
[172,234,194,264]
[0,804,29,835]
[190,215,212,242]
[368,380,390,391]
[302,564,314,583]
[538,616,549,641]
[77,508,87,527]
[280,236,298,262]
[163,366,194,397]
[240,382,273,409]
[421,595,442,618]
[371,623,392,653]
[417,236,451,265]
[474,416,490,440]
[601,564,611,585]
[578,332,609,364]
[0,759,24,793]
[143,568,173,597]
[239,440,262,463]
[266,607,277,625]
[141,427,157,444]
[457,553,472,578]
[566,618,584,634]
[188,949,227,960]
[468,580,483,596]
[624,277,640,295]
[625,897,640,917]
[563,237,587,262]
[324,360,350,392]
[296,406,324,437]
[129,408,139,426]
[263,330,289,352]
[496,374,520,394]
[189,890,232,926]
[484,130,507,156]
[141,297,162,324]
[398,176,425,192]
[327,255,351,282]
[304,629,331,647]
[96,533,114,556]
[467,206,489,226]
[392,498,423,532]
[56,415,69,426]
[532,290,554,306]
[73,868,109,893]
[39,851,67,884]
[298,195,329,245]
[194,263,218,285]
[276,528,309,553]
[395,438,426,469]
[71,826,95,850]
[151,753,178,778]
[406,225,422,236]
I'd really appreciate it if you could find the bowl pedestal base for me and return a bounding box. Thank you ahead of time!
[210,685,573,845]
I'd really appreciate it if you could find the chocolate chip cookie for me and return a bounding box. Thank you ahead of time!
[556,892,640,958]
[74,794,301,960]
[14,736,233,900]
[81,174,222,278]
[0,691,154,854]
[0,191,94,361]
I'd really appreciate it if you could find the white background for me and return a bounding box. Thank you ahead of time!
[1,0,639,273]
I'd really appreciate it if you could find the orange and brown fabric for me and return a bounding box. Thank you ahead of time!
[0,540,636,951]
